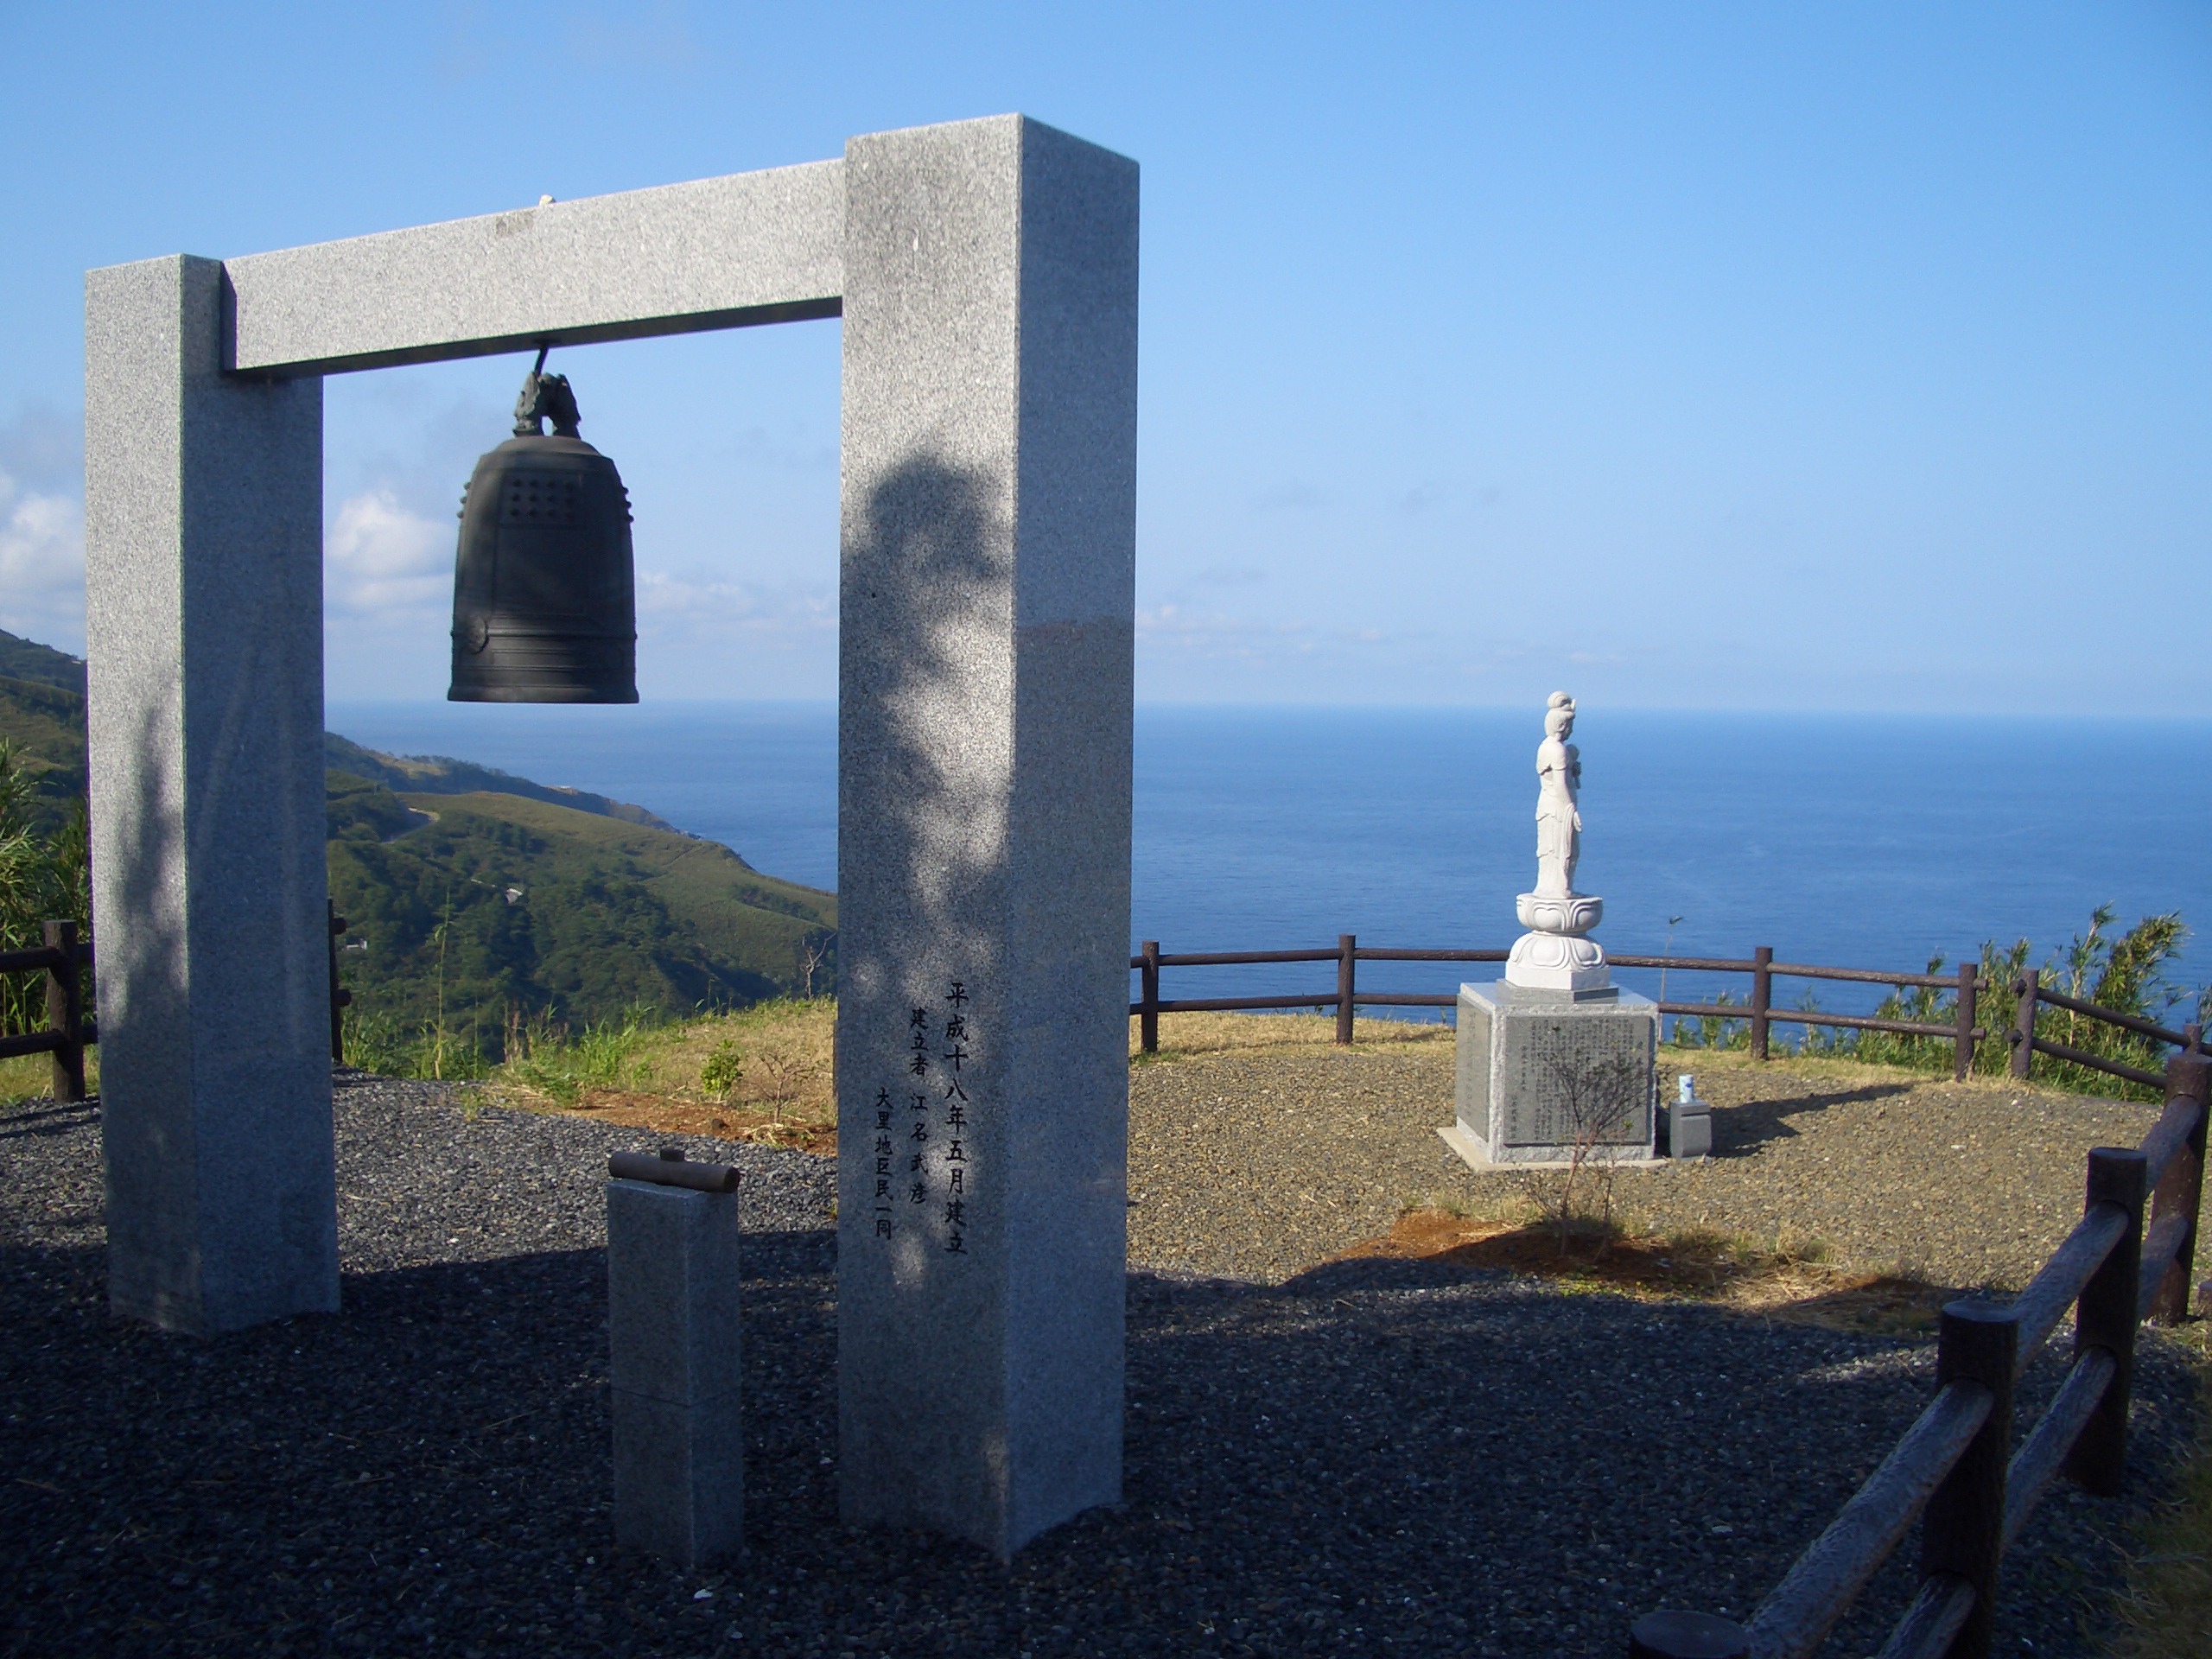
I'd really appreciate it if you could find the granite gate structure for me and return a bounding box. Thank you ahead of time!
[83,114,1138,1557]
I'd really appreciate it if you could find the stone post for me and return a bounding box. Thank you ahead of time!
[835,116,1138,1558]
[607,1159,744,1567]
[84,254,335,1335]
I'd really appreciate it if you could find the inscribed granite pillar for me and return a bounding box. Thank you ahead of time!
[834,115,1139,1557]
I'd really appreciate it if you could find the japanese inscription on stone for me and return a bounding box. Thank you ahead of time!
[874,977,976,1254]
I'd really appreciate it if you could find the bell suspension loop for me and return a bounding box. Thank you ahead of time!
[512,344,583,439]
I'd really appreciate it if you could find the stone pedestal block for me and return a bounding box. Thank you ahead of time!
[607,1178,743,1567]
[1441,982,1656,1168]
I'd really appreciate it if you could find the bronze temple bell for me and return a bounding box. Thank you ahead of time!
[449,351,639,702]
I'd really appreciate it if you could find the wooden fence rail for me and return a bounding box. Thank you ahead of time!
[2005,969,2204,1090]
[1627,1052,2210,1659]
[2,905,355,1099]
[0,921,94,1102]
[1131,937,1996,1077]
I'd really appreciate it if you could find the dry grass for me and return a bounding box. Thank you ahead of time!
[1130,1010,1453,1061]
[1656,1039,2028,1094]
[0,1049,95,1104]
[2108,1325,2212,1659]
[489,998,836,1154]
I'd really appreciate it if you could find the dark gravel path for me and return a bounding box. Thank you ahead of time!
[0,1075,2195,1657]
[1129,1039,2174,1289]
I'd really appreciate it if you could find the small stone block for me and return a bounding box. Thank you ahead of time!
[607,1178,742,1566]
[606,1179,741,1406]
[612,1389,743,1567]
[1667,1104,1713,1160]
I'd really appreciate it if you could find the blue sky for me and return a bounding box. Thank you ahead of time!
[2,3,2205,712]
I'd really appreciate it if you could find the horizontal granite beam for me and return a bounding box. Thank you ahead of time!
[225,160,845,377]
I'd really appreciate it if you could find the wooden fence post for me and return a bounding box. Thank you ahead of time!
[2065,1146,2147,1497]
[2009,971,2038,1082]
[41,920,85,1104]
[1139,939,1160,1056]
[1953,961,1979,1083]
[2146,1052,2209,1325]
[327,901,352,1065]
[1336,934,1356,1046]
[1923,1299,2019,1659]
[1749,946,1772,1060]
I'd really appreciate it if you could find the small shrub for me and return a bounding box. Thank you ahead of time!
[1669,991,1750,1052]
[701,1040,743,1097]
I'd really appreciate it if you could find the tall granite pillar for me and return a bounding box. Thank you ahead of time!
[84,255,336,1334]
[835,116,1139,1557]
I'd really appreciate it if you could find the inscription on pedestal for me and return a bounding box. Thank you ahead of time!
[1499,1014,1650,1147]
[1446,982,1656,1166]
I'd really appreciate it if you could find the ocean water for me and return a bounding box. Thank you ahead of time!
[327,701,2212,1018]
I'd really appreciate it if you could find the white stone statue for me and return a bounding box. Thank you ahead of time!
[1534,691,1582,898]
[1506,691,1610,995]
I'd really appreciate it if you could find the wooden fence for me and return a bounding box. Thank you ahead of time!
[1628,1052,2209,1659]
[1133,936,1996,1077]
[0,921,93,1102]
[1,905,355,1100]
[2007,968,2205,1089]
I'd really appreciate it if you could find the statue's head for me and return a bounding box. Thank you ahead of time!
[1544,691,1575,738]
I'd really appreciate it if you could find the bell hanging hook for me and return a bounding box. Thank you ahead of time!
[512,343,582,440]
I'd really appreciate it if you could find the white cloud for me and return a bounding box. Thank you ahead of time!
[636,569,835,644]
[325,488,450,617]
[630,569,837,696]
[0,404,86,650]
[0,467,86,651]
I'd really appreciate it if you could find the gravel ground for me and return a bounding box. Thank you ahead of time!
[0,1071,2197,1657]
[1128,1043,2177,1290]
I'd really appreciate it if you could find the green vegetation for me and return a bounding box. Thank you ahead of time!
[325,732,683,831]
[0,632,85,693]
[1673,907,2209,1102]
[0,634,88,842]
[0,626,836,1081]
[0,739,88,1036]
[701,1039,744,1096]
[483,996,836,1143]
[329,779,835,1073]
[487,1003,660,1103]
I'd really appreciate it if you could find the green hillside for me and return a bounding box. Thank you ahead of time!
[0,627,836,1052]
[0,631,86,695]
[0,675,87,832]
[0,628,90,832]
[328,778,835,1046]
[325,732,686,834]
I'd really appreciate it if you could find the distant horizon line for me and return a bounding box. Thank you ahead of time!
[322,695,2212,725]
